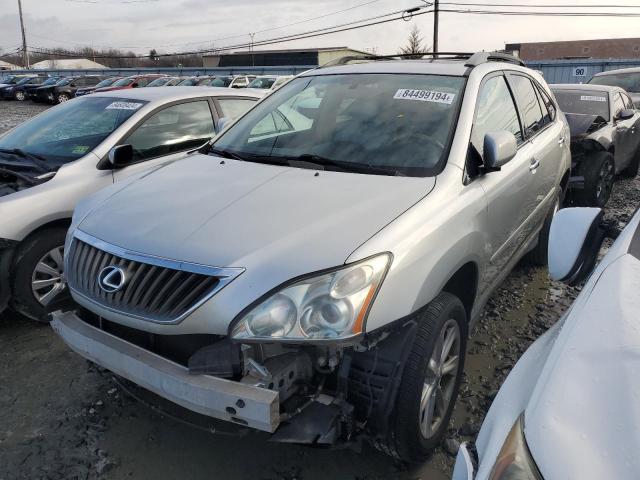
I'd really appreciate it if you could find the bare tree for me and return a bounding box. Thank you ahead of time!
[399,25,430,57]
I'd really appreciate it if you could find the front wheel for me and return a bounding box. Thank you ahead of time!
[57,93,70,103]
[381,292,467,463]
[15,90,26,101]
[574,152,615,207]
[10,227,67,322]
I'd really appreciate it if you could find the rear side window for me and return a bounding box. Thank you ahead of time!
[471,75,523,156]
[217,98,257,120]
[126,101,215,161]
[535,84,556,125]
[510,75,546,137]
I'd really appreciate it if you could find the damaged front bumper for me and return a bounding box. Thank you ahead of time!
[51,310,281,432]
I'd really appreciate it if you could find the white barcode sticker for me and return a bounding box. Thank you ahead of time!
[580,95,607,102]
[106,101,144,110]
[394,89,456,104]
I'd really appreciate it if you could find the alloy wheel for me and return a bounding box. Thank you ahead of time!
[419,318,461,439]
[15,91,25,101]
[31,246,65,306]
[58,94,69,103]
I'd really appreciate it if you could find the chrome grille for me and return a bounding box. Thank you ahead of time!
[66,231,243,324]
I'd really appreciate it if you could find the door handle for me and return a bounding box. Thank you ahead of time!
[529,158,540,172]
[558,135,565,145]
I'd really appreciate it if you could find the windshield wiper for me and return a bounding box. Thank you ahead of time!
[287,154,404,176]
[208,147,247,161]
[208,148,289,167]
[0,148,49,172]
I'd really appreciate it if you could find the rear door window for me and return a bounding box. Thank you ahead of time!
[217,98,258,120]
[126,100,215,161]
[509,75,546,137]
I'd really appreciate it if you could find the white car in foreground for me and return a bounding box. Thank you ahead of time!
[453,206,639,479]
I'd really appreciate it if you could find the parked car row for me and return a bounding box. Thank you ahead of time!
[0,73,293,104]
[0,52,639,471]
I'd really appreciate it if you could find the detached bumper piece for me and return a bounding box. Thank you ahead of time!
[50,310,280,432]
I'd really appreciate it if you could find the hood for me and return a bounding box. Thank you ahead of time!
[524,252,640,479]
[77,154,433,272]
[564,112,608,138]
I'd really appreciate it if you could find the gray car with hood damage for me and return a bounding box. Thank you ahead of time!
[552,84,640,207]
[50,52,571,463]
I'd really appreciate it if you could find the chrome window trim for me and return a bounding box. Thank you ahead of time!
[68,229,245,325]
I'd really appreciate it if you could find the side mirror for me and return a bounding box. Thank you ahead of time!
[483,131,518,171]
[217,116,231,132]
[548,207,605,285]
[107,144,133,168]
[615,108,635,121]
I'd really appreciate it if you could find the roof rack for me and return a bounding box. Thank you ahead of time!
[463,52,525,67]
[320,51,525,69]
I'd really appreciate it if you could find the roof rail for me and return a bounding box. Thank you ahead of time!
[464,52,525,67]
[318,51,525,70]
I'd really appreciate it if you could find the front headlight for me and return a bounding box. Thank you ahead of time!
[231,253,391,342]
[489,414,543,480]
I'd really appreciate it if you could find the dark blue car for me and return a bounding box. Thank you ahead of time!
[0,76,47,101]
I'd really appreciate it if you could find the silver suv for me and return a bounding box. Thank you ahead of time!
[52,53,571,463]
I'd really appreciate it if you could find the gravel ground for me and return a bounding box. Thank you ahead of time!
[1,100,639,480]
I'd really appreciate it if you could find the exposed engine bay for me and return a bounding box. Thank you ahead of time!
[0,168,55,197]
[73,307,416,447]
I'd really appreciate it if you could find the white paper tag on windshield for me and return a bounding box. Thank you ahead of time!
[106,101,144,110]
[580,95,607,102]
[394,89,456,104]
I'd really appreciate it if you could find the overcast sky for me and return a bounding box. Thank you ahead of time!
[1,0,640,56]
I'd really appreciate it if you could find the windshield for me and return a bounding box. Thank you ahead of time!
[589,72,640,93]
[56,78,74,86]
[0,96,147,166]
[248,77,276,89]
[178,78,198,86]
[208,77,232,87]
[42,78,59,86]
[212,74,464,176]
[553,89,610,120]
[94,77,118,88]
[16,77,37,85]
[113,77,134,87]
[147,78,169,87]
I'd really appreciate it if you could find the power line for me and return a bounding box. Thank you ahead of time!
[27,5,432,59]
[31,0,383,51]
[442,2,640,7]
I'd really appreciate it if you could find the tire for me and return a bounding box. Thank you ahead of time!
[381,292,467,463]
[620,148,640,178]
[57,93,70,103]
[14,90,26,101]
[527,194,560,266]
[573,152,615,207]
[10,227,67,322]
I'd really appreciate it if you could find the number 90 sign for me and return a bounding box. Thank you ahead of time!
[572,67,586,77]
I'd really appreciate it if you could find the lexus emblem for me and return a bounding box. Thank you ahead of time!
[98,266,127,293]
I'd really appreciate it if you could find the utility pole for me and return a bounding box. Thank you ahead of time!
[433,0,439,54]
[17,0,29,68]
[250,33,255,67]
